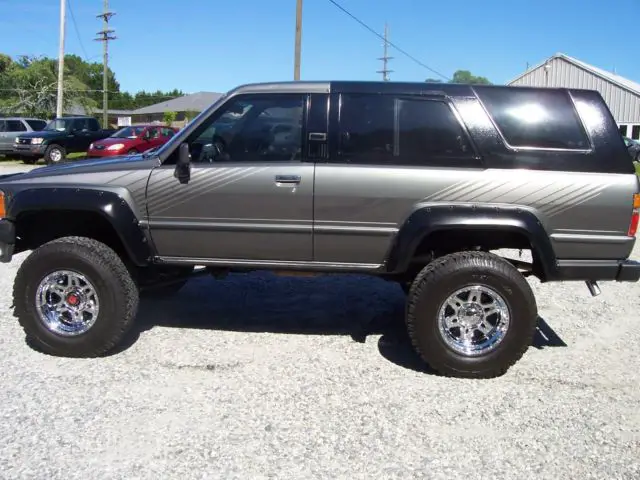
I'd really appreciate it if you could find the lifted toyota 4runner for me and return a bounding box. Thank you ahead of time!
[0,81,638,378]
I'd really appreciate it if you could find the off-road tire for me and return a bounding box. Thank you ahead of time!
[44,144,66,165]
[406,251,537,379]
[13,236,139,357]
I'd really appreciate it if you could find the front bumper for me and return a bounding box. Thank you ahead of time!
[0,219,16,263]
[13,144,46,158]
[555,259,640,282]
[86,148,123,158]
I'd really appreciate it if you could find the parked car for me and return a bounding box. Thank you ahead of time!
[623,136,640,162]
[86,125,178,158]
[0,81,638,379]
[0,117,47,155]
[13,116,116,165]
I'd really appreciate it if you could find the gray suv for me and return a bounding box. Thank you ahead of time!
[0,81,638,378]
[0,117,47,155]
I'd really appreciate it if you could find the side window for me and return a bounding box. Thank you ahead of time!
[88,119,100,131]
[7,120,27,132]
[148,127,160,139]
[338,94,473,165]
[339,94,395,164]
[476,88,590,150]
[396,99,472,162]
[161,127,174,137]
[182,94,304,164]
[0,120,6,132]
[26,120,47,131]
[73,119,88,131]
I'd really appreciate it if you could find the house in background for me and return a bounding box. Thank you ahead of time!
[85,91,222,129]
[130,91,223,126]
[509,53,640,139]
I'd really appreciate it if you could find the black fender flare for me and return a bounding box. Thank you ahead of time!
[384,204,557,279]
[8,186,153,266]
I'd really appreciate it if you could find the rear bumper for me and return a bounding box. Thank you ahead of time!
[0,219,16,263]
[555,259,640,282]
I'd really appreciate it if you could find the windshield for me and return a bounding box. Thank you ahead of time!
[44,119,72,131]
[112,126,145,139]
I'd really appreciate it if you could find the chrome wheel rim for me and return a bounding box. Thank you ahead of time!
[50,149,62,162]
[35,270,100,336]
[437,285,510,356]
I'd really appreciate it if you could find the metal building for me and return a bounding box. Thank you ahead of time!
[508,52,640,139]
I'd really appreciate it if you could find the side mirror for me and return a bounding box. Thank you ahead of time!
[173,143,191,184]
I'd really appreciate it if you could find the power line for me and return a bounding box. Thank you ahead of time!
[325,0,450,81]
[66,0,89,60]
[0,88,183,99]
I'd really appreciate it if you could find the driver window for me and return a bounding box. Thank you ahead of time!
[186,94,304,164]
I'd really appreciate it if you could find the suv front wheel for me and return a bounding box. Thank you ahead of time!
[406,251,538,378]
[13,236,139,357]
[44,144,66,165]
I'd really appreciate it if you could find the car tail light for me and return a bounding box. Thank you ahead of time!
[629,193,640,236]
[0,191,5,219]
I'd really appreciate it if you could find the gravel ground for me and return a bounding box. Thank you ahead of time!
[0,165,639,479]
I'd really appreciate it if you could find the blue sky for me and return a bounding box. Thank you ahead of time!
[1,0,638,94]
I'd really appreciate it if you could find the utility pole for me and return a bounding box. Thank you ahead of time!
[377,23,393,81]
[95,1,116,128]
[294,0,303,80]
[56,0,66,118]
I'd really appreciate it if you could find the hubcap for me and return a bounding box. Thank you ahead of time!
[35,270,100,336]
[437,285,510,356]
[50,149,62,162]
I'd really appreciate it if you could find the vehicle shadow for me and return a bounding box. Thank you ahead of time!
[116,272,568,373]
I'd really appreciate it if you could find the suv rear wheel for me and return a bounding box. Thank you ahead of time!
[13,236,139,357]
[406,251,537,378]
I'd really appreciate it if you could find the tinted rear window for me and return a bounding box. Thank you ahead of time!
[25,120,47,131]
[476,88,590,150]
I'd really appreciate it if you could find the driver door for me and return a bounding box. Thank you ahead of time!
[146,93,314,262]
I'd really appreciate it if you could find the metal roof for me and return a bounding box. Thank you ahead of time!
[132,91,223,115]
[509,53,640,97]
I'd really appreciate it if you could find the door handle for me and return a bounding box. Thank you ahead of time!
[275,175,301,184]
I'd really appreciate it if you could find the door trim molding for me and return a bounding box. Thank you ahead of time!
[154,256,383,272]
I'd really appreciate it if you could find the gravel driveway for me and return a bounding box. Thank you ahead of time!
[0,165,638,479]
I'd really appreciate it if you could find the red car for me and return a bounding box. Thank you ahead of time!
[87,124,178,158]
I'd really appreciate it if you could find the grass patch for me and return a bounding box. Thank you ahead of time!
[635,161,640,176]
[0,152,86,166]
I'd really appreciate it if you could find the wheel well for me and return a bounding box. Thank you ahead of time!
[410,228,545,279]
[14,210,128,261]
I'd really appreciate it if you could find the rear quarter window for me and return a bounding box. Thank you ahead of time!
[475,88,590,150]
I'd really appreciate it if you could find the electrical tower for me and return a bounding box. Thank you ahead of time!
[95,1,116,128]
[377,23,393,81]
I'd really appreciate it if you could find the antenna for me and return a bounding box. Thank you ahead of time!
[377,23,393,81]
[95,0,116,128]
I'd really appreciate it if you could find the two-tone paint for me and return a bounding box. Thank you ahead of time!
[0,81,638,283]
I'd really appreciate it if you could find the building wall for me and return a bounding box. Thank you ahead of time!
[510,57,640,137]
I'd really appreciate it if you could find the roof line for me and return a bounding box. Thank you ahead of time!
[508,52,640,97]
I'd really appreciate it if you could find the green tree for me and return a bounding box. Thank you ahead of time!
[449,70,492,85]
[0,55,95,118]
[163,110,177,126]
[426,70,492,85]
